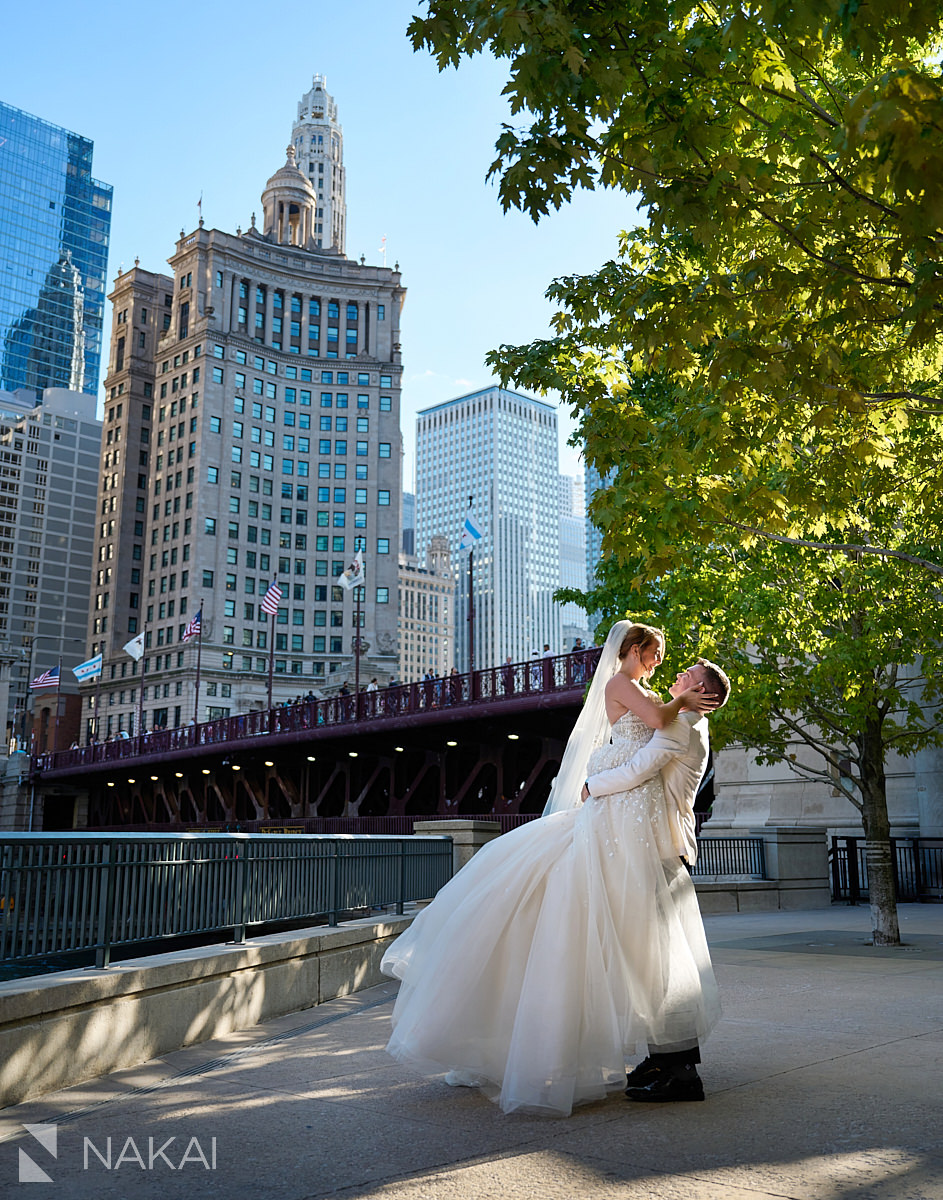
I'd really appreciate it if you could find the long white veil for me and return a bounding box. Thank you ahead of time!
[542,619,631,817]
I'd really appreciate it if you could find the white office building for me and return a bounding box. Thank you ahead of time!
[416,386,561,671]
[559,472,590,649]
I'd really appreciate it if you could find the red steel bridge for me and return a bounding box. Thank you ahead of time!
[31,650,601,830]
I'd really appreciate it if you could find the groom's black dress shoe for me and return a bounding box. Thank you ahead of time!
[624,1057,660,1088]
[625,1072,705,1103]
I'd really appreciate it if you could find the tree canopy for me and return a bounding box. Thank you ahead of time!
[410,0,943,566]
[410,0,943,940]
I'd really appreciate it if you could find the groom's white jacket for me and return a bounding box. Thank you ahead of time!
[586,711,709,864]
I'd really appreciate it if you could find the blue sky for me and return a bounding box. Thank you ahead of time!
[4,0,636,486]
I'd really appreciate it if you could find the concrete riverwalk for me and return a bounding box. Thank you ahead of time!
[1,904,941,1199]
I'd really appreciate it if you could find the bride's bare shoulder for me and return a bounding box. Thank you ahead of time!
[606,674,640,700]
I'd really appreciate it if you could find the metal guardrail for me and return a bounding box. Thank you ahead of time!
[691,837,766,879]
[0,833,452,969]
[92,814,543,836]
[31,648,601,775]
[830,836,943,903]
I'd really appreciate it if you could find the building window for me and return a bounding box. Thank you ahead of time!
[376,587,389,604]
[378,490,390,505]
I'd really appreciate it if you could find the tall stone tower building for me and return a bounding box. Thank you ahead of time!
[85,98,404,738]
[291,75,346,254]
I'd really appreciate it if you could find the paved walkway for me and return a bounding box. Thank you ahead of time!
[1,905,941,1200]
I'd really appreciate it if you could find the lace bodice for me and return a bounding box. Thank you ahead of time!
[585,709,661,788]
[607,710,655,755]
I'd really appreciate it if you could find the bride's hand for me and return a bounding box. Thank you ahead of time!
[678,683,720,713]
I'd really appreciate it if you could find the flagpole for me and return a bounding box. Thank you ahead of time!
[193,597,204,725]
[137,640,146,736]
[52,655,62,753]
[92,662,103,744]
[354,583,362,716]
[467,493,475,674]
[267,606,275,712]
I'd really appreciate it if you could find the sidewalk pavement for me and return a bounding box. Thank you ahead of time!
[0,904,941,1200]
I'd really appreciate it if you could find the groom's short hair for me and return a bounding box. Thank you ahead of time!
[696,658,731,707]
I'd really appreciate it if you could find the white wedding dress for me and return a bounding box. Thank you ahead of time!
[381,711,722,1116]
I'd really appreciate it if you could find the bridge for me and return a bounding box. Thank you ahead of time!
[31,650,601,830]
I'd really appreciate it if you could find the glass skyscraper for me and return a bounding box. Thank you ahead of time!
[0,102,112,399]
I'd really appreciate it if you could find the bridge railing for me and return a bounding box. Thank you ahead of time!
[0,832,453,969]
[31,647,600,775]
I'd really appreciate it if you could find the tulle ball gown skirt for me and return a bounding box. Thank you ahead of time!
[381,784,721,1116]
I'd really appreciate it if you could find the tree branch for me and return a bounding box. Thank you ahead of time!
[714,518,943,576]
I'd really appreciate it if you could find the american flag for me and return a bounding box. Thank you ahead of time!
[182,608,202,643]
[260,579,283,615]
[31,665,60,689]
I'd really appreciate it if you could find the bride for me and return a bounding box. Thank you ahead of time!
[380,620,721,1116]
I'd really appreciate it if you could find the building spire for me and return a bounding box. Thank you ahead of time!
[291,74,347,254]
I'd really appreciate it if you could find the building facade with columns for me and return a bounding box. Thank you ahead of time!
[84,87,404,738]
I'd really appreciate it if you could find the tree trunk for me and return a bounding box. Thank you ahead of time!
[858,712,900,946]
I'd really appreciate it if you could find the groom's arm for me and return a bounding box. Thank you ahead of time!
[585,719,692,798]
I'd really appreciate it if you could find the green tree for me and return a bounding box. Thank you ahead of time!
[410,0,943,558]
[573,499,943,945]
[412,1,943,940]
[562,370,943,943]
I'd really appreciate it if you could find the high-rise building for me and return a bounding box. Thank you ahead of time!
[584,461,613,588]
[558,472,590,649]
[397,536,454,680]
[401,490,416,556]
[0,102,112,399]
[415,386,560,671]
[0,387,100,745]
[291,75,346,254]
[84,102,404,738]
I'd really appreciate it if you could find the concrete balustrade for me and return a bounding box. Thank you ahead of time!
[695,825,831,912]
[0,913,411,1109]
[412,819,501,873]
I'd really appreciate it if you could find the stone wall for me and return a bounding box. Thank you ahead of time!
[0,914,410,1109]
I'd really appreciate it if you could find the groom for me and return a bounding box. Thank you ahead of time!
[580,656,731,1103]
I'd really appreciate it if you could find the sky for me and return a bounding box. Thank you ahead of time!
[3,0,637,489]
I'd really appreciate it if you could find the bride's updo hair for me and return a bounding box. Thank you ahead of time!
[617,622,665,661]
